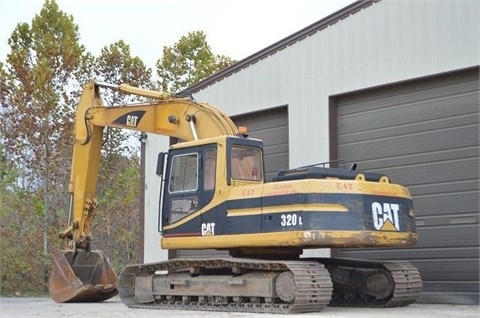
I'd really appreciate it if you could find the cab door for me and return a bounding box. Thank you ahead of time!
[161,145,217,237]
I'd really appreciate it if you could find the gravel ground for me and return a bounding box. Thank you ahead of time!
[0,297,479,318]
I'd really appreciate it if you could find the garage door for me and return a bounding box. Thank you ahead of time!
[334,68,479,304]
[173,106,289,258]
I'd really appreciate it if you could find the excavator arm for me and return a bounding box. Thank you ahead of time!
[61,80,239,249]
[50,80,239,302]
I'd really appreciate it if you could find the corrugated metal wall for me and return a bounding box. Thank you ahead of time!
[192,0,479,171]
[334,68,479,304]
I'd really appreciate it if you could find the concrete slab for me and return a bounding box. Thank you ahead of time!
[0,297,478,318]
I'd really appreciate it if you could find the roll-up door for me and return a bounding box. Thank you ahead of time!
[333,68,479,304]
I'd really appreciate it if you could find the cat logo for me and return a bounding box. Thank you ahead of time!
[372,202,400,231]
[112,110,145,128]
[201,222,215,236]
[125,115,139,127]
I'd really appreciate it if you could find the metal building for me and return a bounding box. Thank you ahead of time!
[143,0,479,304]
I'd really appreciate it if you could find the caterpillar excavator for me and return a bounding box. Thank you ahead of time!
[49,80,422,314]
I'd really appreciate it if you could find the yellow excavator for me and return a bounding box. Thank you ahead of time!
[49,80,422,313]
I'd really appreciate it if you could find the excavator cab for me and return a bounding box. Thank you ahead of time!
[49,249,118,302]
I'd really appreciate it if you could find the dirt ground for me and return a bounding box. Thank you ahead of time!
[0,297,479,318]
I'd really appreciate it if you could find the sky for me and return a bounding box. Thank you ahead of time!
[0,0,356,70]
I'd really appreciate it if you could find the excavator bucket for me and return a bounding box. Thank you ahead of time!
[49,249,118,303]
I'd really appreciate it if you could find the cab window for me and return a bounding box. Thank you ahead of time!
[169,153,198,192]
[170,197,198,223]
[230,146,262,181]
[204,149,216,190]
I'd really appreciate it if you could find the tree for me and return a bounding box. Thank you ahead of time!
[95,40,153,89]
[0,0,86,293]
[156,30,235,93]
[2,0,85,193]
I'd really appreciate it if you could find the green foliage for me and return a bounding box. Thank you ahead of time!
[156,30,236,93]
[0,61,10,106]
[0,142,47,296]
[94,154,141,272]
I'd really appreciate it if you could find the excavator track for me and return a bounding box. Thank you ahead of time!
[119,258,333,314]
[119,257,421,313]
[320,258,423,308]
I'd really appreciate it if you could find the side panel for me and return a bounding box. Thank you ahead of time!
[163,178,417,250]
